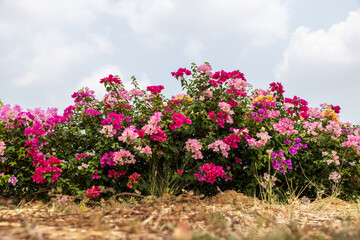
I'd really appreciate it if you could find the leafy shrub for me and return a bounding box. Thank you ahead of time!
[1,63,359,202]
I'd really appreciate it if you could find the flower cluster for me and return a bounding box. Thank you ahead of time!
[246,132,271,147]
[303,121,324,136]
[71,87,97,106]
[325,121,343,139]
[171,68,192,78]
[271,151,292,175]
[208,110,233,128]
[32,156,62,183]
[322,150,340,165]
[8,175,18,186]
[331,105,341,114]
[169,113,192,130]
[119,125,139,143]
[196,64,213,76]
[284,138,307,155]
[194,163,226,184]
[329,171,341,183]
[113,150,136,165]
[284,96,309,119]
[269,82,285,94]
[222,134,241,148]
[86,185,102,198]
[273,118,297,136]
[208,140,231,158]
[226,78,249,97]
[322,108,339,122]
[100,74,121,84]
[342,134,360,153]
[184,139,203,159]
[146,85,165,95]
[208,70,244,87]
[142,112,167,142]
[108,169,127,179]
[139,145,152,155]
[127,172,141,188]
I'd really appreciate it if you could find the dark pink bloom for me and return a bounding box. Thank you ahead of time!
[171,68,192,78]
[92,172,99,179]
[100,74,121,84]
[86,185,102,198]
[146,85,165,95]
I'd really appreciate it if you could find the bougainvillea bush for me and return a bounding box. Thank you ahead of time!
[1,63,360,202]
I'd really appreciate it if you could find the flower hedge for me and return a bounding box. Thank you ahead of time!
[1,62,360,202]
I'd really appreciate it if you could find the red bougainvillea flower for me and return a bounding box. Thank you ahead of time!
[86,185,102,198]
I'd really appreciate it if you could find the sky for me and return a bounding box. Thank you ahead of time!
[0,0,360,123]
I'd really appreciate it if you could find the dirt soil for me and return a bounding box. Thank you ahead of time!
[1,190,360,240]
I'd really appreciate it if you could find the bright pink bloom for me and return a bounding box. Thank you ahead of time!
[194,163,226,184]
[269,82,285,94]
[208,111,216,119]
[169,113,192,130]
[177,170,183,175]
[86,185,102,198]
[100,74,121,84]
[171,68,192,78]
[235,157,242,163]
[92,172,99,179]
[146,85,165,95]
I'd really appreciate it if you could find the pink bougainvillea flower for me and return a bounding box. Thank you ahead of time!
[177,170,183,175]
[8,175,18,186]
[140,145,152,155]
[92,172,99,179]
[184,139,203,159]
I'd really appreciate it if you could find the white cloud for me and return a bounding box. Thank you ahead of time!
[112,0,289,46]
[184,39,204,61]
[0,0,114,87]
[276,10,360,122]
[0,0,100,40]
[9,31,109,87]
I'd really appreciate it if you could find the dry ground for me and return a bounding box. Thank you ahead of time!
[1,190,360,240]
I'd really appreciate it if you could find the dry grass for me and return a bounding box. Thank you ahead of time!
[1,191,360,239]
